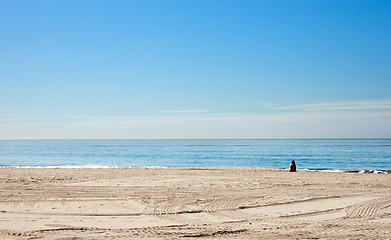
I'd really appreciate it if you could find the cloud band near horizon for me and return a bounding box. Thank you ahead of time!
[1,99,390,139]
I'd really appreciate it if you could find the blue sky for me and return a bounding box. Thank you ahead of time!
[1,0,390,139]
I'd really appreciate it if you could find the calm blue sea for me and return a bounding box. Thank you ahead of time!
[0,139,390,171]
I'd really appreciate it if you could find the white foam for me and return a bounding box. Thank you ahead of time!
[1,165,167,169]
[358,170,389,174]
[305,169,389,174]
[6,165,117,169]
[305,169,345,173]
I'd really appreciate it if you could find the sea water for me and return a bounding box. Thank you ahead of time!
[0,139,390,171]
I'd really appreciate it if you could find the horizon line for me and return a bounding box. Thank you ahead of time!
[1,138,390,141]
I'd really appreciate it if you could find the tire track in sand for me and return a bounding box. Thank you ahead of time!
[345,196,391,219]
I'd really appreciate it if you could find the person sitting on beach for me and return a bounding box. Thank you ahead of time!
[290,160,296,172]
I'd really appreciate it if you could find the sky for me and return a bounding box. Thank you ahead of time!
[1,0,391,139]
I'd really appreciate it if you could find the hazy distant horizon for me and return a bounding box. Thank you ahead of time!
[1,138,391,141]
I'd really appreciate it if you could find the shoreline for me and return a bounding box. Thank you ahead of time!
[1,167,391,239]
[1,165,390,174]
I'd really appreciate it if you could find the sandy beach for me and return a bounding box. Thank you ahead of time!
[0,167,390,239]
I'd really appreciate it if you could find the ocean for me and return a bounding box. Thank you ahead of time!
[0,139,390,172]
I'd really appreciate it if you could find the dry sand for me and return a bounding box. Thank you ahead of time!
[0,167,390,239]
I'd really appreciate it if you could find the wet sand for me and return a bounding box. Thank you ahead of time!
[0,167,390,239]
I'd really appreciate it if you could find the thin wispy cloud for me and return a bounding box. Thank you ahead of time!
[159,110,213,114]
[270,99,391,112]
[0,115,53,123]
